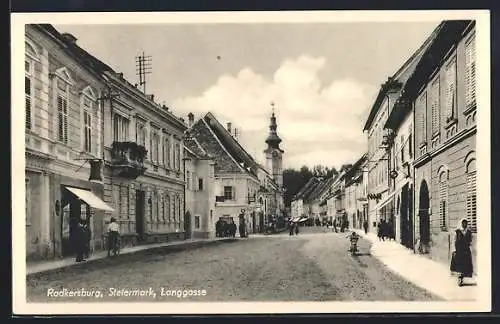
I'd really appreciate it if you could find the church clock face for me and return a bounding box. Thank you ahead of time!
[272,151,279,158]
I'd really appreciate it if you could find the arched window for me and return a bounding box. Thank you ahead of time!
[438,167,449,231]
[54,67,75,144]
[466,158,477,232]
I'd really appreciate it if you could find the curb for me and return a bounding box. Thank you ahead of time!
[27,238,238,279]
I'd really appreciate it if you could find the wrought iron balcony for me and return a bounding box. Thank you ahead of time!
[110,141,147,179]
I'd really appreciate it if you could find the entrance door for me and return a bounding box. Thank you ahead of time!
[252,212,256,233]
[408,185,414,249]
[419,181,430,247]
[184,211,192,239]
[61,200,81,257]
[400,185,409,248]
[135,190,145,241]
[259,212,265,233]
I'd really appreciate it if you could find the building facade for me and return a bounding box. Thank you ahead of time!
[100,72,187,247]
[363,34,432,236]
[405,21,477,266]
[25,25,115,261]
[184,114,217,239]
[189,112,270,235]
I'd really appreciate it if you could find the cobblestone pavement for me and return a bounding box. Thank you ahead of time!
[26,227,441,302]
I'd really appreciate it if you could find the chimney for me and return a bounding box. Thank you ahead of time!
[233,128,239,141]
[227,122,232,134]
[148,94,154,101]
[61,33,78,44]
[188,113,194,128]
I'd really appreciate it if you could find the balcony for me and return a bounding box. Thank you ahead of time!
[110,141,147,179]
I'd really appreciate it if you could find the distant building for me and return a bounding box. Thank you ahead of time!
[291,177,320,220]
[343,154,368,230]
[188,112,283,235]
[184,114,217,239]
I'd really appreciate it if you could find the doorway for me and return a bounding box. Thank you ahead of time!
[184,211,192,239]
[135,190,145,241]
[400,184,411,248]
[418,180,430,248]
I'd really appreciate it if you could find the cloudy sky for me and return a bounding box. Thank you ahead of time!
[53,20,439,169]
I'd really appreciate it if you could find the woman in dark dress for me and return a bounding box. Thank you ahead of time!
[450,218,473,286]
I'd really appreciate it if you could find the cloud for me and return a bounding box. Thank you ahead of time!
[173,55,377,169]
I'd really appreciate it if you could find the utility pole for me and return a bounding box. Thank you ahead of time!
[135,52,152,94]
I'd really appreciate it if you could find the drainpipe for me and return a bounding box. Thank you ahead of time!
[411,96,417,254]
[183,156,187,239]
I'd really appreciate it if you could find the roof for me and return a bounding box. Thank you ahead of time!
[386,20,474,131]
[203,112,261,177]
[35,24,114,76]
[188,112,259,178]
[362,22,441,132]
[34,24,187,130]
[293,177,320,201]
[310,176,336,202]
[184,136,210,160]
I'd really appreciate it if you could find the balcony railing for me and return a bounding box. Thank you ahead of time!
[110,141,147,179]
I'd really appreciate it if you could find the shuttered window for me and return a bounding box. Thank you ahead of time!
[418,92,427,145]
[439,171,448,231]
[465,35,476,110]
[165,194,171,224]
[25,60,33,130]
[57,79,69,144]
[175,143,181,171]
[431,77,440,135]
[83,96,93,153]
[151,128,159,163]
[136,121,146,147]
[163,135,171,168]
[444,57,457,120]
[466,159,477,232]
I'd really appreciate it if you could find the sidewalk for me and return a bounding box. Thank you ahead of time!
[27,237,236,276]
[355,229,478,301]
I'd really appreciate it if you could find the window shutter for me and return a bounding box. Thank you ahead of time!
[465,36,476,109]
[466,170,477,232]
[439,179,448,230]
[431,79,440,134]
[445,59,456,119]
[418,93,426,145]
[25,76,32,130]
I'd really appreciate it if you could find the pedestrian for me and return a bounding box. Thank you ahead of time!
[289,221,294,236]
[450,218,474,286]
[84,218,91,259]
[363,220,368,234]
[74,219,87,262]
[230,220,236,238]
[107,217,120,257]
[215,219,222,237]
[295,222,299,235]
[377,220,384,241]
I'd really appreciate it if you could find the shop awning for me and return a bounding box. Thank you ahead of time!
[65,186,115,212]
[374,190,397,211]
[373,179,410,211]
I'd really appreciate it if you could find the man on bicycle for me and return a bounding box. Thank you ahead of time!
[107,217,120,256]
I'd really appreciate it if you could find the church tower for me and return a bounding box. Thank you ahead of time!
[264,103,284,189]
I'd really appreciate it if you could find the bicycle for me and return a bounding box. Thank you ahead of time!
[105,232,121,257]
